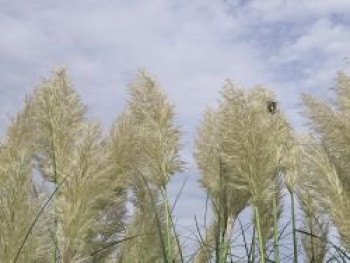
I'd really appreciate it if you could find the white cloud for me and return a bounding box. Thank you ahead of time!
[1,0,267,127]
[241,0,350,24]
[272,18,350,63]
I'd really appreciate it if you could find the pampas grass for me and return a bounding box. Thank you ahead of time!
[301,72,350,252]
[2,67,350,262]
[0,97,50,262]
[113,70,183,263]
[194,81,292,263]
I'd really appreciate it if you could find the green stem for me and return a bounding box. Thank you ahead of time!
[290,190,298,263]
[215,201,221,263]
[222,217,235,263]
[50,125,58,263]
[216,150,223,263]
[254,206,265,263]
[169,212,184,263]
[307,191,315,262]
[273,186,280,263]
[137,170,168,263]
[250,226,256,263]
[163,187,173,262]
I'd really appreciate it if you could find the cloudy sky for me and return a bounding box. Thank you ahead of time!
[2,0,350,254]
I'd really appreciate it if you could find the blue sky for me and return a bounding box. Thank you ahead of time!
[2,0,350,257]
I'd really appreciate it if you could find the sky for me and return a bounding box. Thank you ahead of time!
[1,0,350,258]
